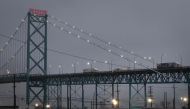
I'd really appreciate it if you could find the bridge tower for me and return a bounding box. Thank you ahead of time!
[26,8,62,109]
[26,8,52,109]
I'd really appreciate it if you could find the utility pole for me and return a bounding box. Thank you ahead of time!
[166,92,167,108]
[116,83,120,108]
[164,92,168,108]
[69,84,71,109]
[172,84,176,109]
[164,92,165,108]
[13,74,16,109]
[91,101,92,109]
[148,86,153,107]
[93,92,95,109]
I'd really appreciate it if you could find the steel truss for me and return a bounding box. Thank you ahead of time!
[1,68,189,84]
[48,85,62,109]
[129,84,147,109]
[26,11,48,109]
[29,68,190,109]
[39,68,190,84]
[95,84,114,109]
[68,85,84,109]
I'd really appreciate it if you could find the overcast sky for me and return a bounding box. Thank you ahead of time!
[0,0,189,108]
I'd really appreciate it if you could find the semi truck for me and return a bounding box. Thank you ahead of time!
[157,62,181,69]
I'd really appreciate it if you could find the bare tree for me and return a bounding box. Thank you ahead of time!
[160,101,171,108]
[182,104,188,109]
[160,101,165,108]
[167,101,171,108]
[154,103,159,108]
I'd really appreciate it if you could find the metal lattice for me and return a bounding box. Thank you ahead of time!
[48,85,62,109]
[26,10,48,108]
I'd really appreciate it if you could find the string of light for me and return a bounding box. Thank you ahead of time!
[0,15,27,54]
[0,22,44,75]
[48,15,157,65]
[0,34,126,72]
[0,16,27,75]
[48,21,187,85]
[0,40,27,72]
[48,22,151,69]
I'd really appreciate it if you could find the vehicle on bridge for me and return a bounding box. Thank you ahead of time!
[83,68,98,73]
[112,67,130,72]
[157,62,181,69]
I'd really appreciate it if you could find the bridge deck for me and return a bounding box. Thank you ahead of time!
[0,67,189,84]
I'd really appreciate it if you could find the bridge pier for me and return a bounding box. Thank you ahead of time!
[48,84,62,109]
[129,83,147,109]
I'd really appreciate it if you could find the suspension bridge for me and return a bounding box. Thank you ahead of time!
[0,9,189,109]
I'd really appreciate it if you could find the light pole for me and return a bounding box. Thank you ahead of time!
[104,61,109,70]
[59,65,61,74]
[148,98,152,107]
[35,104,39,109]
[181,97,183,108]
[128,61,130,69]
[61,65,63,74]
[49,65,51,75]
[46,104,50,109]
[112,98,118,108]
[148,57,154,69]
[72,62,78,73]
[161,54,166,63]
[184,97,187,107]
[87,62,92,72]
[180,97,188,108]
[177,55,182,66]
[111,59,114,71]
[7,70,10,74]
[134,57,139,69]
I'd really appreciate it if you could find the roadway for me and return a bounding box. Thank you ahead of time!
[0,66,190,84]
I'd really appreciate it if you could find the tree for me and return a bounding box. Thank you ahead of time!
[182,104,188,109]
[160,101,171,108]
[160,101,165,108]
[154,103,159,108]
